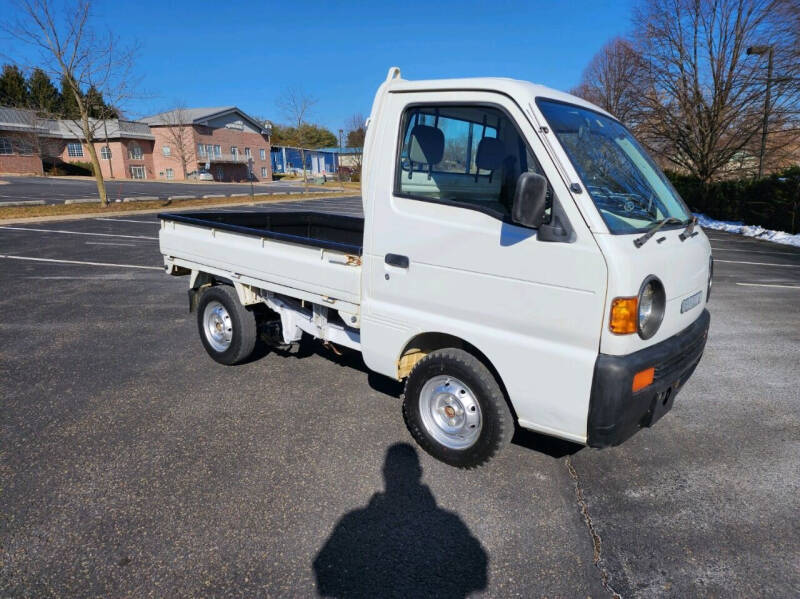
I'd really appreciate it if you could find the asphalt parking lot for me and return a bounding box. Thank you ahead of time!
[1,198,798,597]
[0,175,331,204]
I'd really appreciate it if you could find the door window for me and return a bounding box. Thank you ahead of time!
[396,105,552,221]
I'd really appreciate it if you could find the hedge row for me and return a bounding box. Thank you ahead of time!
[666,167,800,234]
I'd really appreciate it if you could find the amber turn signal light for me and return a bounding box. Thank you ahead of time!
[609,297,638,334]
[632,367,655,392]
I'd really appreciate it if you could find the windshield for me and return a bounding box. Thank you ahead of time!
[536,99,690,234]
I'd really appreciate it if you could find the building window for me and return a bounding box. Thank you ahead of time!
[165,168,174,179]
[0,137,12,154]
[214,145,221,157]
[128,142,143,160]
[67,142,83,157]
[245,147,251,158]
[261,167,267,177]
[100,146,112,160]
[130,165,146,179]
[162,145,171,156]
[260,148,266,160]
[16,139,34,155]
[231,146,238,158]
[198,143,206,157]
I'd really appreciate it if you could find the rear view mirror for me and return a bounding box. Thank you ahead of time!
[512,172,548,228]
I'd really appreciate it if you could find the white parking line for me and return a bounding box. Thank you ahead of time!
[736,282,800,289]
[0,226,157,240]
[85,241,137,246]
[715,259,799,268]
[0,254,162,270]
[711,246,798,257]
[94,218,158,224]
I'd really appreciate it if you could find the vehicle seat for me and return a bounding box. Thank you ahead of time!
[408,124,444,179]
[475,137,505,180]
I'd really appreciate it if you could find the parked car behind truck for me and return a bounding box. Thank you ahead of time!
[159,68,712,468]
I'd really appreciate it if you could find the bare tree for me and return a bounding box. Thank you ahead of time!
[632,0,800,182]
[571,37,647,125]
[343,113,366,178]
[5,0,138,206]
[277,87,316,190]
[158,103,195,179]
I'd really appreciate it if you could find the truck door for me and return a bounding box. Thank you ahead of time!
[360,90,607,442]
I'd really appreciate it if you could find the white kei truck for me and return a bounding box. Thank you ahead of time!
[159,68,712,468]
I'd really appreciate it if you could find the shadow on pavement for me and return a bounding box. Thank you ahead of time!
[313,443,488,598]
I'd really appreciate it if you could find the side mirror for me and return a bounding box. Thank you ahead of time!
[511,172,548,228]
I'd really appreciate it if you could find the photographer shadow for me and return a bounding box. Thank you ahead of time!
[313,443,488,598]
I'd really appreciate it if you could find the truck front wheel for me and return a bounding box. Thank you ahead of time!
[403,348,514,468]
[196,285,257,365]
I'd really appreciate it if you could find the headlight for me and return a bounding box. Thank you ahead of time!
[707,255,713,301]
[638,276,665,340]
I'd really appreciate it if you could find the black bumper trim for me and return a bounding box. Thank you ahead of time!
[587,309,710,448]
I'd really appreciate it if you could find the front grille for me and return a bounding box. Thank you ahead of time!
[653,327,707,382]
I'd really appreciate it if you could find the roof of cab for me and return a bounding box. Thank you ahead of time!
[382,68,614,119]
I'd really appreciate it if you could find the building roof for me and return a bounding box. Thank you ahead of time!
[318,147,363,154]
[0,106,154,140]
[141,106,269,134]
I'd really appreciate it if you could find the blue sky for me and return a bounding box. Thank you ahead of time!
[5,0,636,130]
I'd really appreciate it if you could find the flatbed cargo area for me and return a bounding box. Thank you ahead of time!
[158,211,364,254]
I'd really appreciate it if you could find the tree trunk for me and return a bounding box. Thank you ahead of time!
[301,148,308,191]
[82,115,108,207]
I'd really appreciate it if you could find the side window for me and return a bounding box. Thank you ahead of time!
[396,104,553,221]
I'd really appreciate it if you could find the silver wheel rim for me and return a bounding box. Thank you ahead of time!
[203,300,232,352]
[418,375,482,449]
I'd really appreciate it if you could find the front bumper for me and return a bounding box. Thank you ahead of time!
[587,309,710,448]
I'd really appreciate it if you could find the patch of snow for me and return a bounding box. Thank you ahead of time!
[695,213,800,248]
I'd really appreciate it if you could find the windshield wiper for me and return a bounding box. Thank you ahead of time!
[679,216,698,241]
[633,217,685,248]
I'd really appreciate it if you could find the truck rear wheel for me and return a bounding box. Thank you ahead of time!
[402,348,514,468]
[196,285,257,365]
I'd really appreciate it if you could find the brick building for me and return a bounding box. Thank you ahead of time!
[141,107,272,182]
[0,105,273,182]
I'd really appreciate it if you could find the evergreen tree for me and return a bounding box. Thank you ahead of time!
[27,68,60,114]
[60,74,80,119]
[0,64,29,107]
[85,85,105,118]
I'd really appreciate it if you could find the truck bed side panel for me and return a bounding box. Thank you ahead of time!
[159,215,362,305]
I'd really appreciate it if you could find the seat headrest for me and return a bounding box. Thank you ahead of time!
[475,137,505,171]
[408,124,444,165]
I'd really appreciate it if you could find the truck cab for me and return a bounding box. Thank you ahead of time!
[159,68,711,468]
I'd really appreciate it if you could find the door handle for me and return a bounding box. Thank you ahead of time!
[384,253,409,268]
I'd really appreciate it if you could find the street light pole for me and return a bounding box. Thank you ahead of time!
[747,45,774,180]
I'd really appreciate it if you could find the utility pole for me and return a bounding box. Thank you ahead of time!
[747,45,774,180]
[338,128,344,181]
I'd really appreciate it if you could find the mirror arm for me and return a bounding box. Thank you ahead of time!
[537,198,576,243]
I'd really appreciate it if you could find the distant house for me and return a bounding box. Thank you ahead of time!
[0,104,274,182]
[0,106,154,178]
[270,146,362,176]
[141,106,272,182]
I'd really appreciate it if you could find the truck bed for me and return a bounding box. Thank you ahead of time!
[159,210,364,308]
[159,211,364,254]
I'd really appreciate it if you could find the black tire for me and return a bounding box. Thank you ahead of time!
[403,348,514,468]
[196,285,257,365]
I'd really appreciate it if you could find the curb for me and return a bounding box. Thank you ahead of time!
[64,198,98,205]
[123,196,160,203]
[0,200,47,207]
[168,195,196,201]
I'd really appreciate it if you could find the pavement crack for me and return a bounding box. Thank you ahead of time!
[566,456,621,599]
